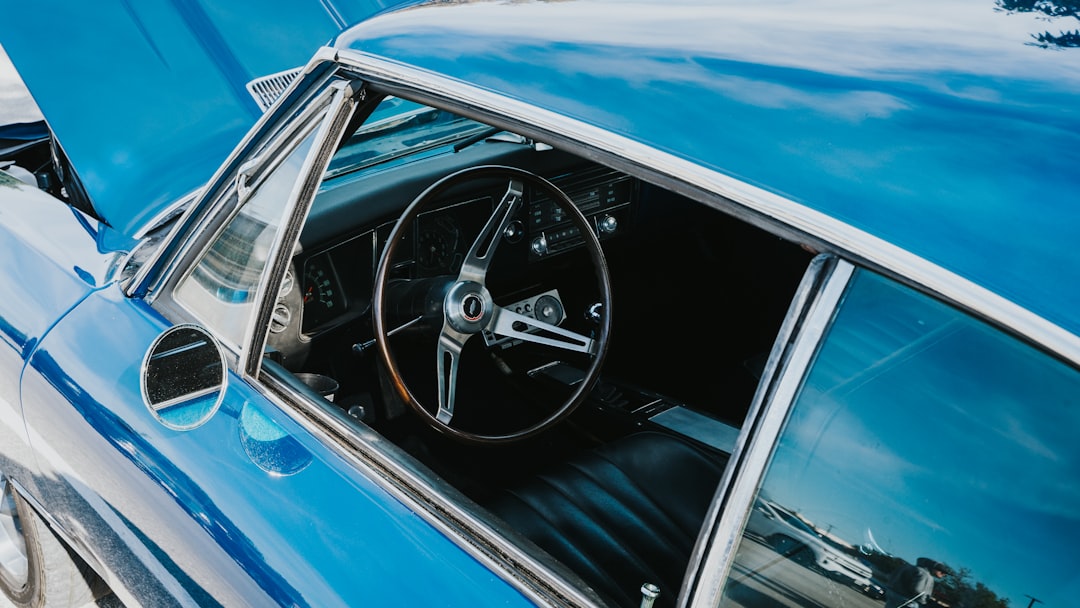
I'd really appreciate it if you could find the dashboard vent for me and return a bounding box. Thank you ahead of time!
[246,67,303,112]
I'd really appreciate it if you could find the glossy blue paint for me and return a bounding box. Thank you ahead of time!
[0,0,419,238]
[336,0,1080,339]
[0,175,119,596]
[0,174,111,362]
[1,137,530,602]
[1,2,1075,604]
[21,284,534,606]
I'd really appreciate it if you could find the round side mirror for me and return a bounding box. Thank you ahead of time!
[141,324,227,430]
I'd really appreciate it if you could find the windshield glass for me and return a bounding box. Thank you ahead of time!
[325,96,491,178]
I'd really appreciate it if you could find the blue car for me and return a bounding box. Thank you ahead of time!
[1,0,1078,607]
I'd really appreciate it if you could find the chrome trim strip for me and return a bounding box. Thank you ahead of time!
[685,257,854,608]
[165,80,344,365]
[127,56,339,302]
[255,366,602,608]
[168,108,327,357]
[241,80,359,375]
[129,189,201,242]
[126,204,189,296]
[336,50,1080,367]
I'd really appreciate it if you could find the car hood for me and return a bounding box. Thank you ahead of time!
[0,0,417,239]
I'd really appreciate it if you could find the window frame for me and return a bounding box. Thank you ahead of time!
[149,76,359,373]
[686,255,855,608]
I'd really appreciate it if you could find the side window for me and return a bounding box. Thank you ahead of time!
[721,270,1080,608]
[174,126,319,348]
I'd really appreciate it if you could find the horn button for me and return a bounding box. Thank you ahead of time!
[445,281,493,333]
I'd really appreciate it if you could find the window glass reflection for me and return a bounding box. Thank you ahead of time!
[175,128,318,347]
[721,270,1080,608]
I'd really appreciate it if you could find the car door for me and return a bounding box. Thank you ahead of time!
[687,259,1080,608]
[19,74,536,607]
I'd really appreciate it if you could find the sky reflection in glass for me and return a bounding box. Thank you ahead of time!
[753,270,1080,606]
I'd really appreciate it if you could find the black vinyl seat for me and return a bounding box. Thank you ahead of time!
[486,431,728,607]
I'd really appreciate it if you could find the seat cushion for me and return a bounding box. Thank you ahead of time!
[486,431,728,607]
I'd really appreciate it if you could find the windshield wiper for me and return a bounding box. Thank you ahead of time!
[452,126,505,152]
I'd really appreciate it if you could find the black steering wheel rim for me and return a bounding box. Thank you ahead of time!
[373,165,613,444]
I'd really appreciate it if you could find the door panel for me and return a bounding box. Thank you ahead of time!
[24,283,535,606]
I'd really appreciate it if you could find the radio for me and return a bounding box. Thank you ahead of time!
[526,170,635,260]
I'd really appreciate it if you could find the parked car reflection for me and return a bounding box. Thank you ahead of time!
[745,496,879,597]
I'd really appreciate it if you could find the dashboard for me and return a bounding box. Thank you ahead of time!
[266,155,638,369]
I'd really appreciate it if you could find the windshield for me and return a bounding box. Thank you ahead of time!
[326,96,491,178]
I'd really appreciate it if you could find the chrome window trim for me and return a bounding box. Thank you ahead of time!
[169,114,323,356]
[254,366,603,608]
[241,80,363,376]
[161,79,347,361]
[129,189,200,242]
[684,257,854,608]
[336,49,1080,368]
[127,50,339,303]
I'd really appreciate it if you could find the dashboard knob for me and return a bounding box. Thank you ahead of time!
[269,303,292,333]
[598,214,618,234]
[503,220,525,243]
[530,234,549,256]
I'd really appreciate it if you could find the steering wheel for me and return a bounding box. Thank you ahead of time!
[373,165,612,444]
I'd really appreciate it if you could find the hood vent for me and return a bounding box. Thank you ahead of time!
[246,67,303,112]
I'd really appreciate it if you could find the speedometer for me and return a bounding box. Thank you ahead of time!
[418,229,452,271]
[301,252,346,331]
[415,214,463,275]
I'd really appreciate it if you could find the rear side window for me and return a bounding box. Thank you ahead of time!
[721,270,1080,608]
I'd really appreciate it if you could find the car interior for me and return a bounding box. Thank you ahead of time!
[261,94,814,606]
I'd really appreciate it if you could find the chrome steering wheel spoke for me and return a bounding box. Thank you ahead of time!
[488,305,595,354]
[374,165,612,444]
[458,179,523,284]
[436,325,469,424]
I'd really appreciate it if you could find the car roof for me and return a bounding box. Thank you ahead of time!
[335,0,1080,346]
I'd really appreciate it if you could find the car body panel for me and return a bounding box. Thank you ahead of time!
[0,0,419,238]
[20,282,534,606]
[0,174,115,518]
[335,0,1080,340]
[1,1,1078,606]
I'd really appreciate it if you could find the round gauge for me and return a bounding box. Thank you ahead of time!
[533,295,564,325]
[301,255,346,331]
[418,229,452,271]
[303,267,335,308]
